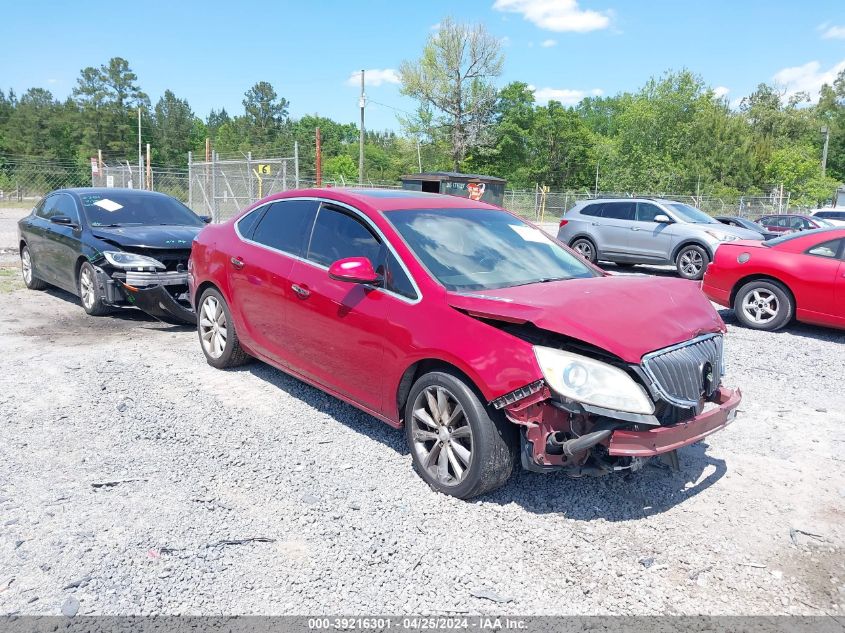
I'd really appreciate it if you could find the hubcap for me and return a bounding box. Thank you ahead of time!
[80,267,95,308]
[410,386,473,487]
[741,288,779,324]
[21,249,32,284]
[199,296,227,358]
[574,241,593,260]
[679,249,704,276]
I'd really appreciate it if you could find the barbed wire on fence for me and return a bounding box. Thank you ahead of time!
[0,152,805,222]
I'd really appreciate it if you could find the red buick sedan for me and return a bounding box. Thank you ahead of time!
[703,228,845,332]
[189,189,741,498]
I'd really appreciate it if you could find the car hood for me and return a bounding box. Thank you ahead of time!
[89,225,201,249]
[446,276,725,363]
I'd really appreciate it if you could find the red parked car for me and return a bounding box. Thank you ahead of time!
[189,189,741,498]
[702,228,845,331]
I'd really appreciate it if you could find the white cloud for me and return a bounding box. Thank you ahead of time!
[345,69,400,88]
[532,86,603,105]
[501,35,512,46]
[540,38,558,47]
[772,58,845,100]
[713,86,730,98]
[492,0,612,33]
[821,25,845,39]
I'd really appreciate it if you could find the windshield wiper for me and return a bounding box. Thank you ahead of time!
[506,277,569,288]
[94,223,122,227]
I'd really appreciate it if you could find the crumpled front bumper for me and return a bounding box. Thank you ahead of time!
[119,282,197,324]
[608,386,741,457]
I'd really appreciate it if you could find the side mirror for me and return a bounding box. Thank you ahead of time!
[200,215,212,224]
[653,214,673,223]
[328,257,382,285]
[50,215,76,227]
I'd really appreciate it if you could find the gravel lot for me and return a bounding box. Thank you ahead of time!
[1,207,844,617]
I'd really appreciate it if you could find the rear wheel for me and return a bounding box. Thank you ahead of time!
[405,371,516,499]
[197,288,251,368]
[78,262,110,316]
[20,246,47,290]
[675,245,710,280]
[733,279,793,331]
[570,237,598,263]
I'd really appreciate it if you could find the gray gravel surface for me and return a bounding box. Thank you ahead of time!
[1,260,844,616]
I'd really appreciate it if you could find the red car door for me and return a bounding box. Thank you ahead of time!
[227,199,319,365]
[283,203,398,413]
[796,238,845,326]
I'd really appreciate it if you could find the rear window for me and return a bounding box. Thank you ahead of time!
[580,203,602,217]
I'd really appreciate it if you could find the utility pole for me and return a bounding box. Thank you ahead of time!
[145,143,151,190]
[137,107,143,190]
[359,70,365,185]
[416,138,422,172]
[821,126,830,177]
[316,127,322,187]
[594,161,599,196]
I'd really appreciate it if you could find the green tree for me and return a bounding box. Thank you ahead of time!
[242,81,289,147]
[399,17,503,170]
[152,90,196,165]
[323,154,358,183]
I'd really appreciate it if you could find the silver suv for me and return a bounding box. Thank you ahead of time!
[557,198,761,280]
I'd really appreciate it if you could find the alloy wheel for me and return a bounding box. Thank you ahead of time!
[410,385,473,487]
[21,249,32,285]
[741,288,779,325]
[573,240,594,260]
[80,267,96,308]
[199,295,227,358]
[679,249,704,277]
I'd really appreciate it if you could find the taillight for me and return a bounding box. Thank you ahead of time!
[559,219,569,228]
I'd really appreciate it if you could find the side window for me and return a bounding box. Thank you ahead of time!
[580,203,602,217]
[33,197,49,218]
[789,216,805,230]
[806,239,843,259]
[40,196,61,220]
[602,202,635,221]
[307,205,381,267]
[236,207,265,239]
[54,195,80,223]
[636,202,663,222]
[251,199,319,257]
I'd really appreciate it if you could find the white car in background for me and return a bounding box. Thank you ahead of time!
[810,209,845,226]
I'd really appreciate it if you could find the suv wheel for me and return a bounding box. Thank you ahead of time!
[405,371,516,499]
[570,238,597,263]
[675,245,709,280]
[733,279,793,331]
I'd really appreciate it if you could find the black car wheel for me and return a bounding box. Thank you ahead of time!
[197,288,251,368]
[675,245,710,280]
[733,279,793,331]
[405,370,516,499]
[20,245,47,290]
[78,262,110,316]
[570,238,598,263]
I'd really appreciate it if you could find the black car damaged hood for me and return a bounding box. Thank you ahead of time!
[90,225,201,250]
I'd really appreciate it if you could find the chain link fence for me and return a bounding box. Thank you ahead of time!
[0,156,91,209]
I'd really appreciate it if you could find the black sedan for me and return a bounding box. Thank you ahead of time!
[18,188,209,323]
[714,215,779,240]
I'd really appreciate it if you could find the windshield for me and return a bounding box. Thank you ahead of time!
[384,208,597,291]
[666,203,718,224]
[80,191,205,227]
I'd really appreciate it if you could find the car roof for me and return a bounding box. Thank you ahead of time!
[576,197,683,205]
[53,187,176,200]
[258,187,502,212]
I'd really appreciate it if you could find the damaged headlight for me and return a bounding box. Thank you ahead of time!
[533,346,655,415]
[102,251,166,270]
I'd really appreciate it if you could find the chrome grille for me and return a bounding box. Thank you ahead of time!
[641,334,723,408]
[124,270,189,287]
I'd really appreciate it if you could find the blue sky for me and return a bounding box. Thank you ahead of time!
[1,0,844,131]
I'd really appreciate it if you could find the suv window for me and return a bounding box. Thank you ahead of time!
[602,201,635,221]
[806,239,843,259]
[636,202,663,222]
[814,211,845,220]
[580,203,602,217]
[308,204,417,299]
[251,199,319,256]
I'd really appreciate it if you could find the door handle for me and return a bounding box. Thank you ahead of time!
[230,257,244,270]
[291,283,310,298]
[631,227,641,231]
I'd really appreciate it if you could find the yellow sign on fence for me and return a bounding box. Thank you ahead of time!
[256,164,272,175]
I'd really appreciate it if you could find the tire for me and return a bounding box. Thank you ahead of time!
[78,261,111,316]
[570,237,598,264]
[405,370,516,499]
[20,245,47,290]
[197,287,251,369]
[732,279,793,332]
[675,244,710,280]
[614,263,636,269]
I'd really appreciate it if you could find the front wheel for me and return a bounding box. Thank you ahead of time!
[197,288,251,368]
[570,238,598,264]
[20,245,47,290]
[78,262,110,316]
[733,279,793,331]
[675,245,710,280]
[405,371,516,499]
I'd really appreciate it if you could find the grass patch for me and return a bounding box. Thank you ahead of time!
[0,265,24,293]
